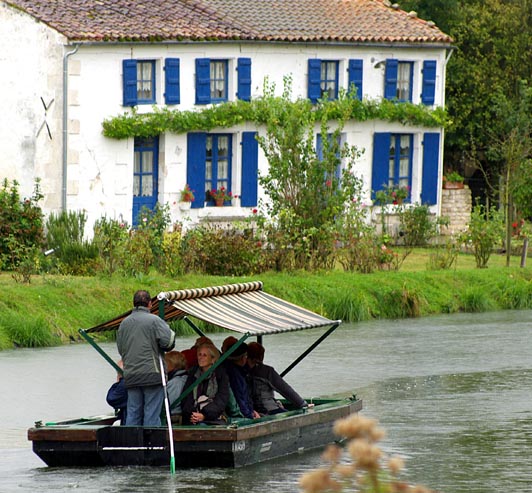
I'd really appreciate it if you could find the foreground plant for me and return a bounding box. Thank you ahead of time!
[299,414,434,493]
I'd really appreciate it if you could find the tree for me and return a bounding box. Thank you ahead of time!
[255,79,364,270]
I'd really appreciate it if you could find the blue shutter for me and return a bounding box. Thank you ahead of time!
[195,58,211,105]
[348,59,363,100]
[308,59,322,103]
[164,58,180,105]
[384,59,398,100]
[123,59,137,106]
[421,60,437,106]
[421,132,440,205]
[316,133,324,161]
[241,132,258,207]
[186,133,207,208]
[372,133,391,199]
[237,58,252,101]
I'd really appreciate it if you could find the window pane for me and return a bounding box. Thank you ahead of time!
[210,61,227,100]
[134,151,141,173]
[397,63,411,101]
[133,176,140,196]
[137,62,153,101]
[143,152,153,173]
[142,177,153,196]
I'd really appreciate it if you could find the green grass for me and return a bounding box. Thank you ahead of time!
[1,249,532,349]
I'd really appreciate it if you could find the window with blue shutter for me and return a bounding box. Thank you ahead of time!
[421,132,440,205]
[421,60,437,106]
[372,133,391,198]
[348,59,363,100]
[164,58,180,105]
[186,133,207,208]
[241,132,258,207]
[123,60,138,106]
[195,58,211,105]
[384,60,398,100]
[237,58,252,101]
[308,59,322,103]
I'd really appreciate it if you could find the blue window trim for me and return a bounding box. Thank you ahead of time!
[389,134,413,197]
[421,60,437,106]
[164,58,180,105]
[205,134,233,206]
[123,59,137,106]
[320,60,339,100]
[348,59,363,100]
[241,132,258,207]
[132,136,159,226]
[421,132,440,205]
[384,60,413,102]
[372,132,413,202]
[195,58,211,105]
[210,60,228,103]
[237,58,252,102]
[136,60,156,105]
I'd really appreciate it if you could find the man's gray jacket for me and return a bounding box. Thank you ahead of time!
[117,306,175,388]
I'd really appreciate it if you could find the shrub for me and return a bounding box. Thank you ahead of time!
[159,226,184,278]
[45,210,98,275]
[93,216,129,275]
[121,229,155,276]
[399,204,441,247]
[0,178,45,270]
[180,225,266,276]
[460,203,504,268]
[427,239,460,270]
[136,203,172,265]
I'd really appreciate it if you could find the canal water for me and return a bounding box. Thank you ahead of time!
[1,310,532,492]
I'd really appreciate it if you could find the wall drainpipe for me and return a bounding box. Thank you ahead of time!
[62,43,80,212]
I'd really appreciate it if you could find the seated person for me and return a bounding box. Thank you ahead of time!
[106,360,127,425]
[247,342,308,415]
[222,337,260,419]
[181,336,214,369]
[181,342,230,425]
[165,351,188,421]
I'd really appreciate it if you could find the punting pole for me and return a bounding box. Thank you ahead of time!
[159,354,175,474]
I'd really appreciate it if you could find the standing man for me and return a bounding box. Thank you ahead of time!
[117,290,175,426]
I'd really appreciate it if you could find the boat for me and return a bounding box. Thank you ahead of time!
[28,281,362,468]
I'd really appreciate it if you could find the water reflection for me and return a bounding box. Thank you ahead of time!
[1,310,532,492]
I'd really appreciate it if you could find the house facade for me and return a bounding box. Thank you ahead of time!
[0,0,453,233]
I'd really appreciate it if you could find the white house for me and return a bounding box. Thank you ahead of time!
[0,0,453,232]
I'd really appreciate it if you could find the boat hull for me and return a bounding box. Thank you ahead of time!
[28,397,362,468]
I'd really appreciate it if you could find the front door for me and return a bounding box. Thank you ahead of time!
[133,137,159,226]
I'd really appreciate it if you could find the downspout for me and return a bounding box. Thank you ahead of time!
[62,43,80,211]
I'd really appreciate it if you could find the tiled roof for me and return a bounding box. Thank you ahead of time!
[4,0,452,44]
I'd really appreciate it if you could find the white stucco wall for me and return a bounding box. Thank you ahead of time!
[1,7,447,235]
[0,3,66,211]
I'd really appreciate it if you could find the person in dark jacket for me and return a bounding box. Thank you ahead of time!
[116,290,175,427]
[106,360,128,425]
[182,342,230,425]
[247,342,308,415]
[222,338,260,419]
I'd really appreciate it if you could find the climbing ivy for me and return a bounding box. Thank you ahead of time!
[102,90,449,139]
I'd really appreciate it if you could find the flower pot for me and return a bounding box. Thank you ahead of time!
[215,198,225,207]
[179,201,192,211]
[443,181,464,190]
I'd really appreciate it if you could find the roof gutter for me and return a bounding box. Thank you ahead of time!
[62,43,80,212]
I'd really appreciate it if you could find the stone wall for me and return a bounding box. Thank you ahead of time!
[440,185,472,235]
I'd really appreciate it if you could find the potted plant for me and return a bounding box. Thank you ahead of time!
[443,171,465,189]
[209,187,234,206]
[375,184,410,205]
[179,184,195,210]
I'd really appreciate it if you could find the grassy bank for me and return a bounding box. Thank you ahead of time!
[1,250,531,350]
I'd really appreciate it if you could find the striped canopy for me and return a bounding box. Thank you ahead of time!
[85,281,338,335]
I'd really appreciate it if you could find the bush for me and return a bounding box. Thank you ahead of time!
[180,225,266,276]
[399,203,441,247]
[45,210,98,275]
[93,216,129,275]
[460,203,504,268]
[0,178,45,270]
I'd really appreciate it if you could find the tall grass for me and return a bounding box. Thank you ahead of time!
[1,256,532,349]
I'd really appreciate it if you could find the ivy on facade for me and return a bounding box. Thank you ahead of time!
[102,93,449,139]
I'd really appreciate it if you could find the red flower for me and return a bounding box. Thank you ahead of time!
[252,208,258,214]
